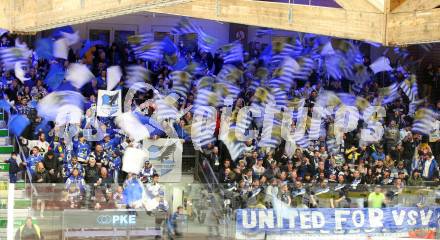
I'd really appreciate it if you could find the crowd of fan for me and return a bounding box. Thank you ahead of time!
[0,30,439,214]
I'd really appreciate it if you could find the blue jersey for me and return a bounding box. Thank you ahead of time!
[74,141,90,160]
[65,175,86,192]
[26,154,43,175]
[65,163,84,178]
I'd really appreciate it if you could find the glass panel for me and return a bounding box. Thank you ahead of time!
[89,29,110,44]
[154,32,174,42]
[114,30,135,45]
[179,33,198,53]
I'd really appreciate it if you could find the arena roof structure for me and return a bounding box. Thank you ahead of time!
[0,0,439,46]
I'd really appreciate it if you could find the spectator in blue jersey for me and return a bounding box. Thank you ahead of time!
[168,206,186,238]
[101,133,121,155]
[421,152,439,181]
[174,119,191,143]
[109,150,122,183]
[24,146,43,177]
[65,168,86,193]
[73,133,90,164]
[371,146,386,162]
[64,155,83,179]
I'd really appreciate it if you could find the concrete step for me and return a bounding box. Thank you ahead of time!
[0,137,10,146]
[0,198,31,209]
[0,209,30,219]
[0,189,27,199]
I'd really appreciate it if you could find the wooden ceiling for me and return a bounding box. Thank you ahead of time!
[0,0,439,46]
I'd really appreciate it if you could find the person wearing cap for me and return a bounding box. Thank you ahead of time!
[380,168,394,185]
[140,160,157,183]
[15,217,43,240]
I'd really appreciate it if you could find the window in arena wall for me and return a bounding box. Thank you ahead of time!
[179,33,198,53]
[154,32,174,42]
[89,29,110,45]
[271,35,293,46]
[115,30,135,45]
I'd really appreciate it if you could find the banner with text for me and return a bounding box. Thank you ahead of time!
[143,138,182,182]
[236,207,440,239]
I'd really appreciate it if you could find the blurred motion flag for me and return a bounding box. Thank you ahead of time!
[35,38,54,60]
[191,106,217,150]
[122,147,147,174]
[379,82,399,104]
[0,41,31,70]
[155,93,180,121]
[106,66,122,91]
[412,108,436,135]
[53,38,69,59]
[125,65,151,91]
[256,27,273,38]
[115,112,150,142]
[8,114,30,136]
[172,17,217,52]
[169,71,191,99]
[14,62,30,83]
[221,43,243,64]
[44,63,65,91]
[52,26,74,39]
[369,56,393,74]
[0,99,12,114]
[37,91,84,121]
[61,31,80,46]
[65,63,94,89]
[161,36,177,56]
[293,56,315,80]
[399,75,418,101]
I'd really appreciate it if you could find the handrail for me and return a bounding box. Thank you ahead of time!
[15,136,38,196]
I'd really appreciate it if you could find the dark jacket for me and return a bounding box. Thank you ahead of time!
[84,165,100,184]
[32,169,49,183]
[42,154,60,183]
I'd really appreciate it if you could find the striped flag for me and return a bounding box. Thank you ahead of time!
[191,106,217,150]
[0,45,31,70]
[399,75,418,101]
[412,108,436,135]
[221,43,243,64]
[379,83,399,104]
[256,27,273,38]
[169,71,191,99]
[172,17,217,52]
